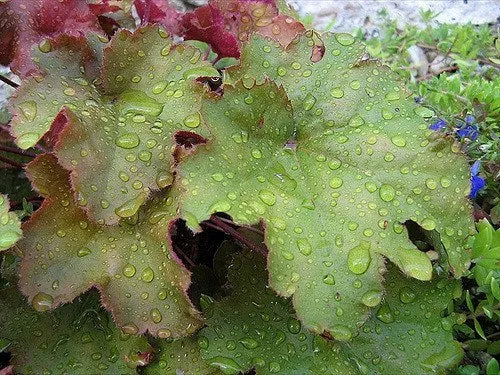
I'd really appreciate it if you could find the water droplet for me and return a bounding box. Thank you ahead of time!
[115,193,147,218]
[123,264,136,278]
[365,181,377,193]
[349,114,365,128]
[329,177,343,189]
[118,90,163,116]
[116,133,140,149]
[32,292,53,312]
[258,189,276,206]
[150,308,162,323]
[77,247,92,257]
[376,304,394,323]
[184,113,201,128]
[414,106,435,118]
[17,132,39,149]
[421,218,436,231]
[335,33,355,46]
[38,39,52,53]
[391,136,406,147]
[361,290,382,307]
[379,184,395,202]
[287,318,301,334]
[302,93,316,111]
[296,238,312,256]
[121,323,139,335]
[331,87,344,98]
[330,324,352,340]
[251,149,262,159]
[156,171,172,189]
[240,337,259,349]
[347,241,371,275]
[323,274,335,285]
[277,66,287,76]
[209,357,243,374]
[141,267,154,282]
[399,287,416,303]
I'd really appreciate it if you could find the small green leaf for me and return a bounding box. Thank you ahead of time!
[0,194,22,251]
[473,318,487,340]
[466,289,474,312]
[486,358,499,375]
[488,340,500,356]
[491,277,500,300]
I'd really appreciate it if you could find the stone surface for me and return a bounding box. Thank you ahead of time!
[289,0,499,31]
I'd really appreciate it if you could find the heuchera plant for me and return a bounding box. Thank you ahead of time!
[0,0,478,373]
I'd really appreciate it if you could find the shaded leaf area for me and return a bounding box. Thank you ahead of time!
[199,250,359,375]
[17,154,201,337]
[148,242,462,374]
[0,195,22,251]
[175,31,474,336]
[341,264,464,374]
[0,0,103,77]
[10,26,218,224]
[181,0,304,58]
[145,336,223,375]
[0,284,151,375]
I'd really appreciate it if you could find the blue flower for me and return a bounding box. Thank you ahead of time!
[429,118,447,131]
[470,160,485,198]
[465,115,475,125]
[457,124,479,140]
[456,115,479,140]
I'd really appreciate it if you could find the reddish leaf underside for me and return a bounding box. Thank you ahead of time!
[0,0,103,77]
[181,0,304,58]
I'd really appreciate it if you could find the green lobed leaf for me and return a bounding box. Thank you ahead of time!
[197,250,359,375]
[0,193,22,251]
[341,264,464,374]
[182,242,461,374]
[17,153,201,337]
[0,287,151,374]
[10,26,218,224]
[175,32,474,336]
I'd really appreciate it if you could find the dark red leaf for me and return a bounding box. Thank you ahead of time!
[0,0,103,77]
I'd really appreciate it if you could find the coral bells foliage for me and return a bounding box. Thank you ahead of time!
[0,0,478,374]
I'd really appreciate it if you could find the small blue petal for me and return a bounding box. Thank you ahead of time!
[470,175,486,198]
[471,160,480,176]
[465,115,475,125]
[414,96,423,103]
[429,119,447,131]
[457,125,479,140]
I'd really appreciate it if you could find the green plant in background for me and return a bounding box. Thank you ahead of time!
[0,0,497,374]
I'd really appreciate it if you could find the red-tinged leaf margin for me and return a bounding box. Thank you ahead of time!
[181,0,304,58]
[18,153,202,337]
[0,0,104,78]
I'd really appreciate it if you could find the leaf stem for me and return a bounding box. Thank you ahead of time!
[204,216,267,257]
[0,154,25,169]
[0,145,36,158]
[172,244,196,268]
[0,74,19,88]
